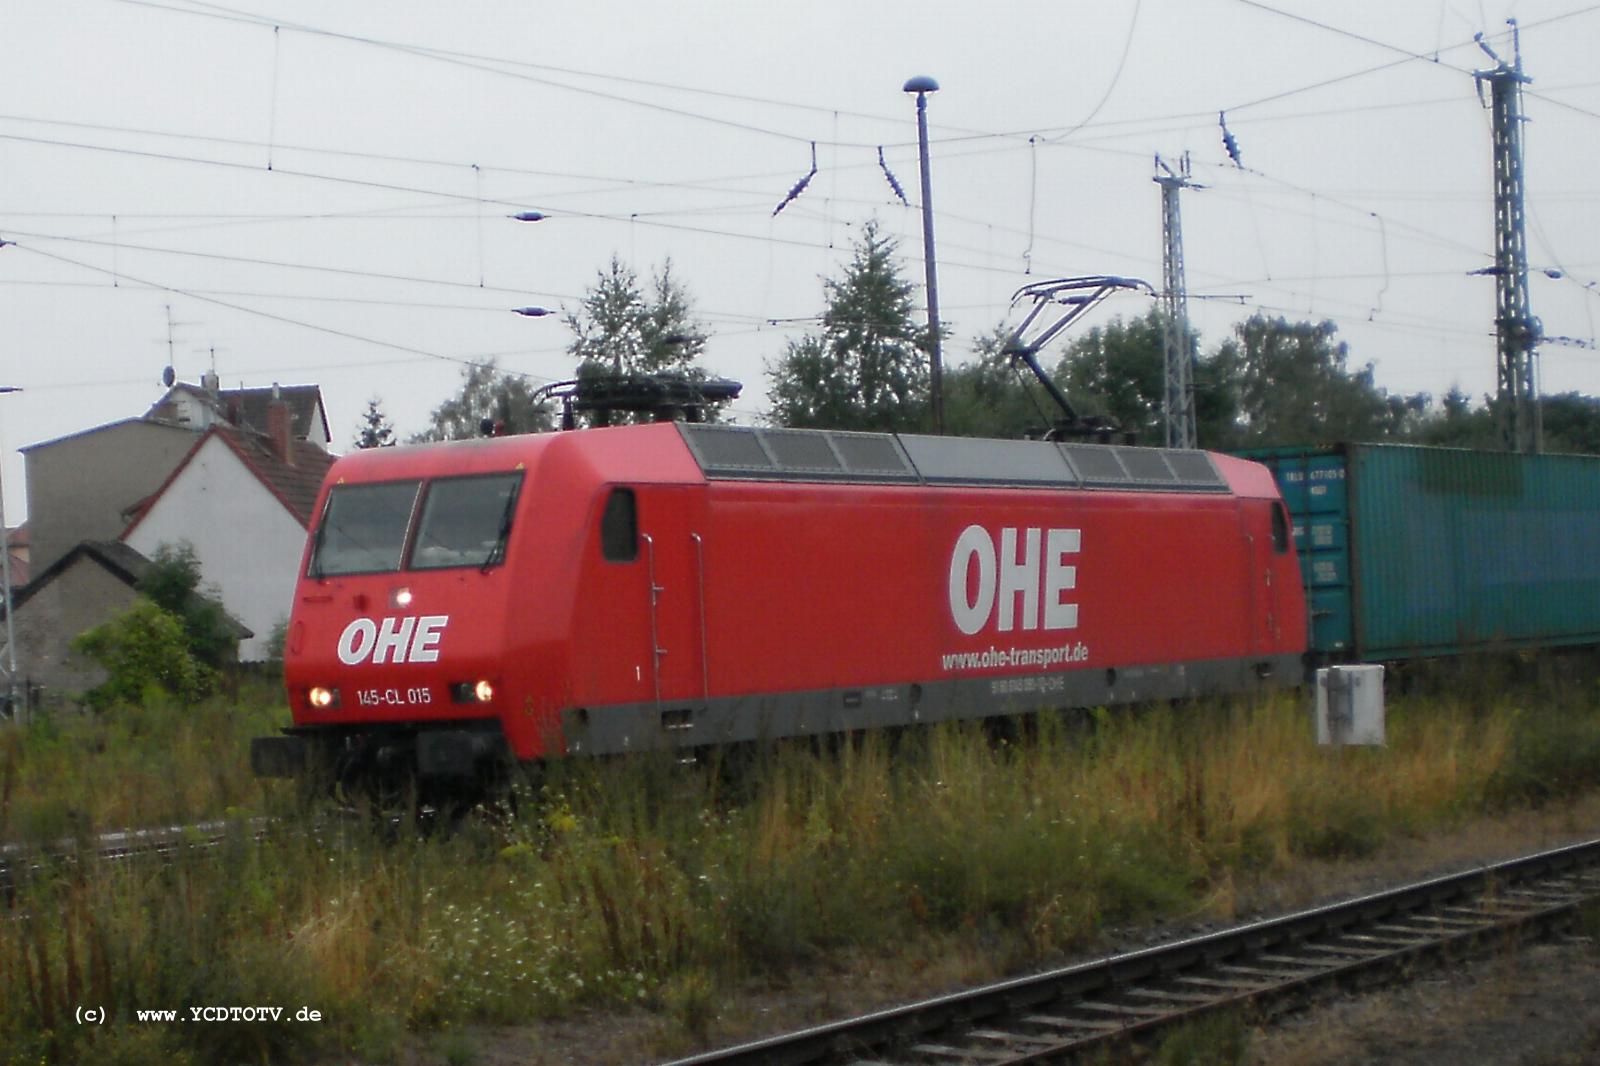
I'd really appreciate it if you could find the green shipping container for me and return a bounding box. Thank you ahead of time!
[1240,444,1600,662]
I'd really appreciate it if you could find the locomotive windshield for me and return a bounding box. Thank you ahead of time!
[308,472,523,576]
[410,473,523,570]
[310,480,420,576]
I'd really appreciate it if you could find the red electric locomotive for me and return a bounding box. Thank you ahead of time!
[251,422,1306,796]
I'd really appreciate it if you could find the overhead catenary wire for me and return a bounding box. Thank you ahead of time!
[0,0,1587,423]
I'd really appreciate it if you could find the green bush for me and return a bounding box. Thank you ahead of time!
[138,542,240,671]
[72,598,214,709]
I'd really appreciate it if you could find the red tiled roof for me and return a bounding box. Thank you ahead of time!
[219,385,330,444]
[213,424,335,525]
[120,423,336,540]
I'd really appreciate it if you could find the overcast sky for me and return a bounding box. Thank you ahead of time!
[3,0,1598,523]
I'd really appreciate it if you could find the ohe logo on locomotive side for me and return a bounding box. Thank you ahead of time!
[947,526,1080,637]
[337,615,449,665]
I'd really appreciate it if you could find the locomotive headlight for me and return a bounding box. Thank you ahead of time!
[308,686,340,709]
[390,587,414,609]
[450,679,495,704]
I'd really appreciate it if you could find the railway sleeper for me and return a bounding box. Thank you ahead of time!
[967,1028,1062,1048]
[1502,887,1584,905]
[1338,931,1432,949]
[1214,962,1325,981]
[1076,1000,1170,1018]
[907,1042,1012,1063]
[1255,953,1341,970]
[1122,986,1221,1006]
[1021,1013,1127,1033]
[1174,974,1270,992]
[1436,901,1542,919]
[1300,941,1398,960]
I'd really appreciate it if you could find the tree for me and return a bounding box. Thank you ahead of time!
[138,542,238,671]
[767,220,928,432]
[954,309,1240,448]
[73,599,211,709]
[1410,385,1497,449]
[1538,392,1600,455]
[1229,315,1425,446]
[942,325,1054,439]
[1055,311,1168,442]
[413,359,553,442]
[353,396,395,449]
[563,255,717,424]
[566,256,706,374]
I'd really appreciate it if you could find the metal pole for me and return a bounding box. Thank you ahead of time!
[1476,23,1541,453]
[905,76,944,435]
[1155,154,1199,449]
[0,387,20,723]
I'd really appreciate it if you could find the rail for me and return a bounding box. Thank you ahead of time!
[662,837,1600,1065]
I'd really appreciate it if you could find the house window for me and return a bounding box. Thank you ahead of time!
[310,480,421,576]
[601,488,637,562]
[409,473,524,570]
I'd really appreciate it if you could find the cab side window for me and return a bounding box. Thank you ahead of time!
[601,488,638,562]
[1271,502,1291,554]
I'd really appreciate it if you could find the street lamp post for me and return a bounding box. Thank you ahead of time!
[0,386,20,722]
[904,75,944,435]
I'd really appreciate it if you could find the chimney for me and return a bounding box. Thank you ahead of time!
[267,382,294,465]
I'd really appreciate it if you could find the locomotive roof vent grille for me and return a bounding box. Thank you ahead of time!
[1059,443,1130,485]
[900,434,1080,487]
[678,424,918,482]
[1117,447,1179,483]
[830,431,919,479]
[1163,448,1228,487]
[678,424,1225,492]
[679,424,776,473]
[762,429,844,472]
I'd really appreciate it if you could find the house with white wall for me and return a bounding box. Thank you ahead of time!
[120,400,334,661]
[21,377,336,667]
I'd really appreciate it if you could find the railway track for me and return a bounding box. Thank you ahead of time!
[664,838,1600,1066]
[0,817,276,897]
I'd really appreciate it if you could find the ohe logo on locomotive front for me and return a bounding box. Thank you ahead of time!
[337,615,449,665]
[947,526,1080,637]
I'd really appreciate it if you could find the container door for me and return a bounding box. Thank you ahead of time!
[1255,450,1353,658]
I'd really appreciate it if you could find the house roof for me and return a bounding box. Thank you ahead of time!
[6,540,253,638]
[20,416,198,453]
[219,384,330,443]
[145,383,331,443]
[119,423,336,537]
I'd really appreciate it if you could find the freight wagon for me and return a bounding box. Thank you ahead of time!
[1244,443,1600,663]
[253,423,1305,797]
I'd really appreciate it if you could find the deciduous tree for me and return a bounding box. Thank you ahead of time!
[414,359,553,442]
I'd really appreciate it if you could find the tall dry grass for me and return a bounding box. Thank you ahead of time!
[2,657,1598,1063]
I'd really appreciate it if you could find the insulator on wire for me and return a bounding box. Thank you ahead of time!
[1219,111,1242,168]
[878,147,908,205]
[772,142,818,217]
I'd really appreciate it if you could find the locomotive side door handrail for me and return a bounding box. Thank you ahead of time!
[692,532,710,704]
[641,533,665,708]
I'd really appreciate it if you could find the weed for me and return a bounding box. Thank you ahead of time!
[1152,1009,1251,1066]
[4,660,1600,1059]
